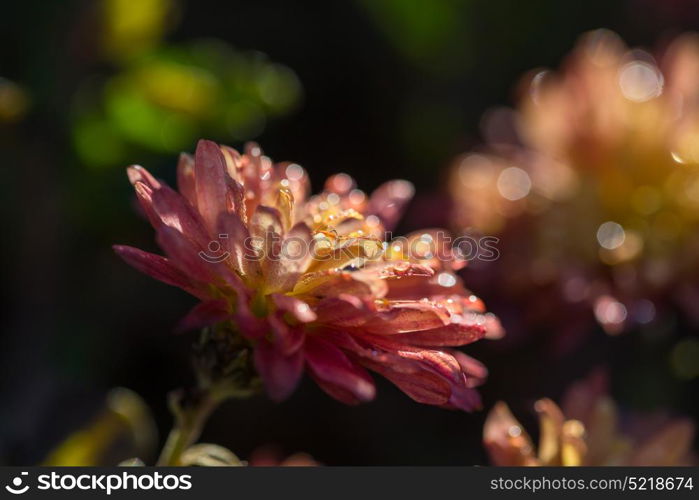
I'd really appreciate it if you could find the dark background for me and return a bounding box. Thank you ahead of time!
[1,0,697,465]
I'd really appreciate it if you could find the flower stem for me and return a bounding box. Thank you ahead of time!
[157,327,260,466]
[156,389,221,466]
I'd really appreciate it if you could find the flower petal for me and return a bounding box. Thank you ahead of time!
[360,357,451,406]
[375,323,486,346]
[324,173,356,194]
[268,314,305,355]
[177,153,197,209]
[127,164,160,190]
[271,294,317,323]
[368,180,414,231]
[305,336,376,404]
[484,402,539,466]
[254,340,304,402]
[360,343,483,411]
[452,350,488,387]
[292,269,385,301]
[176,300,230,333]
[363,302,450,334]
[156,225,216,283]
[194,139,228,234]
[128,165,209,248]
[534,398,566,465]
[249,205,284,280]
[630,419,696,466]
[445,384,483,412]
[220,145,242,181]
[386,274,468,300]
[266,222,313,293]
[112,245,202,296]
[217,211,261,281]
[150,183,210,247]
[313,294,374,326]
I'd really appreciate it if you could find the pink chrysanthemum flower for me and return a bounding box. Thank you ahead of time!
[115,140,502,410]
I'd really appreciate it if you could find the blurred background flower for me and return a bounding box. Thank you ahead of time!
[72,0,301,170]
[1,0,697,465]
[450,31,699,368]
[484,370,695,465]
[42,388,157,466]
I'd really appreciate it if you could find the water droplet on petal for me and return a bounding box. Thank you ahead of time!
[437,272,457,287]
[285,163,304,181]
[619,60,663,102]
[508,425,522,438]
[327,193,340,205]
